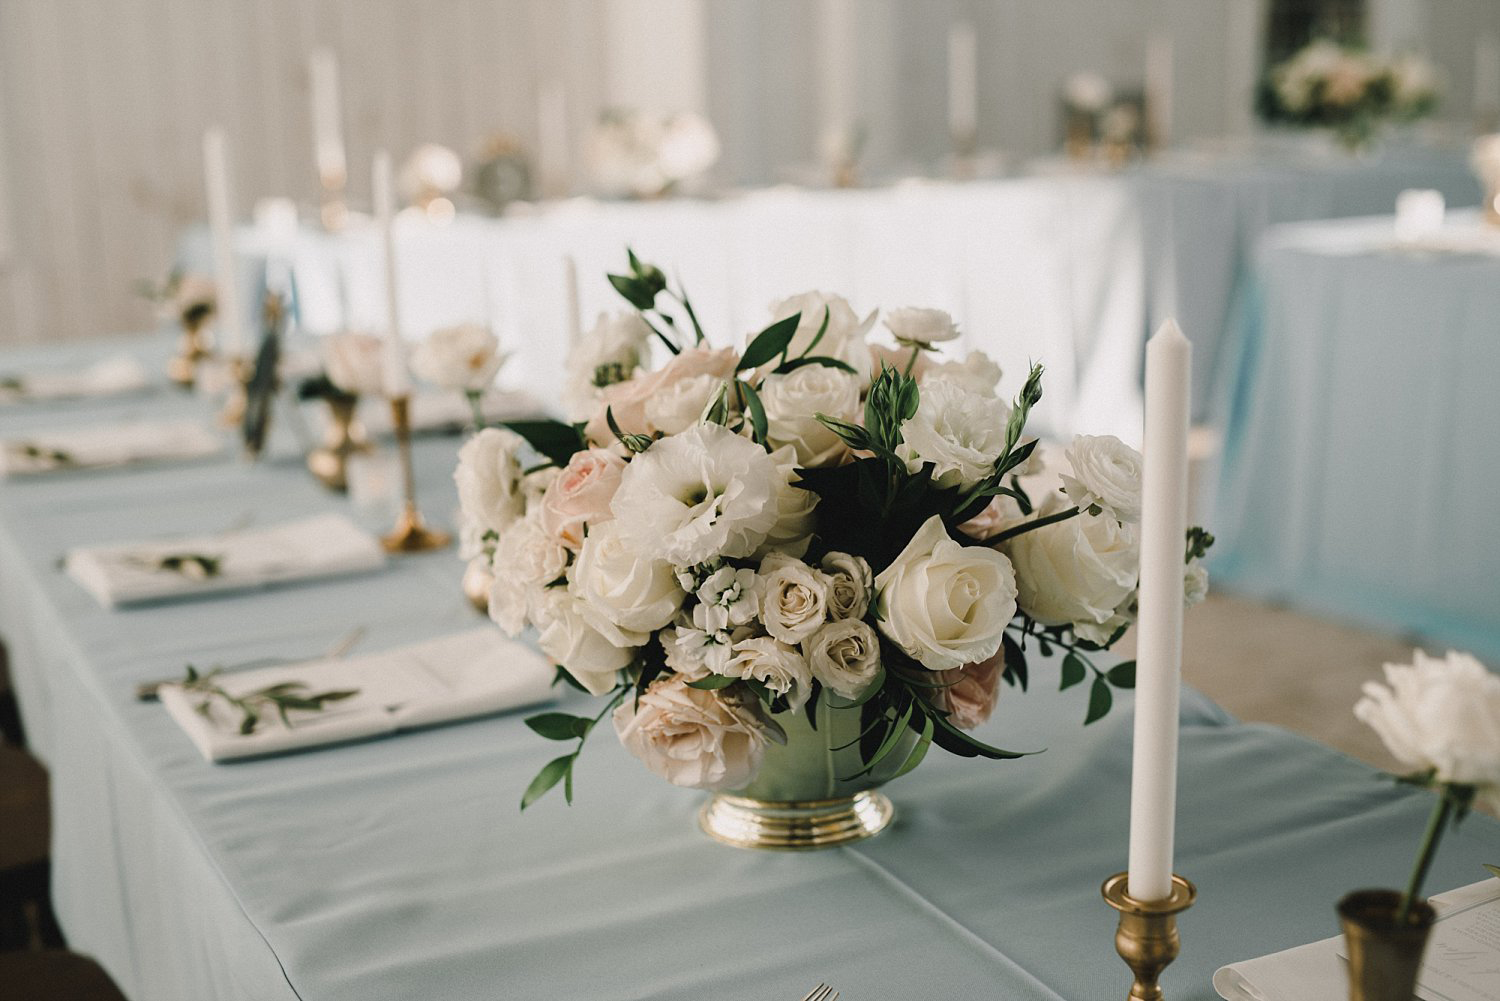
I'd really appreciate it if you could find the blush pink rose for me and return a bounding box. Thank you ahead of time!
[540,447,627,550]
[934,652,1004,730]
[583,346,738,445]
[956,495,1024,543]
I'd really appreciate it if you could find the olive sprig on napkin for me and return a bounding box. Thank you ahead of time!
[178,664,359,736]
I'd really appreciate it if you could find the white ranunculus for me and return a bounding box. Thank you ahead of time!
[805,619,883,701]
[722,635,813,712]
[760,363,861,467]
[898,379,1010,489]
[1004,496,1139,640]
[1059,435,1143,524]
[876,515,1017,672]
[532,589,636,695]
[610,423,779,567]
[767,291,876,380]
[485,519,565,635]
[562,311,653,421]
[323,332,388,397]
[1354,650,1500,811]
[751,446,819,560]
[694,566,762,633]
[643,372,727,436]
[884,306,959,346]
[411,323,505,392]
[820,551,873,621]
[454,427,528,534]
[921,350,1003,398]
[759,554,831,645]
[613,675,781,790]
[571,520,684,635]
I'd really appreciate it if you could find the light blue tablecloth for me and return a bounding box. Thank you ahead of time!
[1212,214,1500,661]
[3,336,1497,1000]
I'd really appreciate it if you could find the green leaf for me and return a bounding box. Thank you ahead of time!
[553,666,592,694]
[816,412,872,451]
[500,420,585,468]
[520,754,575,810]
[1084,675,1113,725]
[775,354,857,374]
[736,379,769,447]
[888,712,935,780]
[1106,661,1137,689]
[686,674,737,690]
[525,712,594,741]
[607,272,655,310]
[1060,653,1088,691]
[1001,633,1028,691]
[737,313,801,371]
[928,710,1034,759]
[798,306,831,358]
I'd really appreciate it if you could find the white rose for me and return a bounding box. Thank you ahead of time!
[759,554,831,645]
[612,675,780,790]
[760,364,861,467]
[805,619,883,701]
[1059,435,1143,524]
[610,423,779,567]
[562,311,652,421]
[884,306,959,346]
[1354,650,1500,812]
[876,515,1017,672]
[571,520,684,635]
[921,350,1003,398]
[722,636,813,712]
[503,515,570,586]
[323,332,388,397]
[1004,496,1139,640]
[767,291,876,380]
[532,589,636,695]
[751,446,819,560]
[819,551,873,620]
[899,379,1010,489]
[454,427,528,534]
[643,372,726,436]
[411,323,505,392]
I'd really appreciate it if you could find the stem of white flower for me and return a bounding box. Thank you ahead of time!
[465,389,487,432]
[903,345,921,377]
[1399,787,1455,924]
[985,506,1083,546]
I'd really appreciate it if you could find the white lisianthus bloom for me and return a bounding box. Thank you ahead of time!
[921,350,1003,398]
[454,427,528,534]
[562,311,653,422]
[610,423,779,567]
[767,291,876,380]
[323,332,388,397]
[722,636,813,712]
[875,516,1017,672]
[1184,561,1209,608]
[898,379,1010,489]
[820,551,873,621]
[410,323,505,392]
[884,306,959,346]
[695,566,762,633]
[1004,496,1139,641]
[571,520,684,635]
[532,589,636,695]
[1354,650,1500,812]
[1059,435,1144,524]
[805,619,883,701]
[759,553,831,645]
[613,675,781,790]
[761,364,861,466]
[751,446,819,560]
[485,518,566,635]
[644,372,728,436]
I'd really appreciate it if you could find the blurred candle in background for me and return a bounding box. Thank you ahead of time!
[563,254,582,349]
[310,47,346,189]
[202,127,245,356]
[1477,34,1500,127]
[1146,33,1174,149]
[818,0,856,145]
[372,150,410,397]
[948,21,978,143]
[537,80,571,199]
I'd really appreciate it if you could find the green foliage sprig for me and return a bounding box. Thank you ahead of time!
[177,664,358,736]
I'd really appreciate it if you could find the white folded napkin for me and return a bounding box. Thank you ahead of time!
[65,512,385,608]
[158,627,556,761]
[0,354,151,404]
[0,419,223,476]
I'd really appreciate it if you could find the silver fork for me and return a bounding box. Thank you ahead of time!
[801,985,838,1001]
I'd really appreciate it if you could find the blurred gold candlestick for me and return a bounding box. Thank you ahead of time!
[167,319,213,389]
[217,355,251,429]
[1101,872,1196,1001]
[381,395,450,553]
[306,394,370,492]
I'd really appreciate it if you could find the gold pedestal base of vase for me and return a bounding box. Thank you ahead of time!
[1101,872,1197,1001]
[381,502,452,554]
[306,397,370,493]
[699,791,894,851]
[167,325,212,389]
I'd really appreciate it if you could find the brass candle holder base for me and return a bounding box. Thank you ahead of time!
[167,323,212,389]
[306,396,371,493]
[1101,872,1197,1001]
[217,355,252,429]
[381,502,451,553]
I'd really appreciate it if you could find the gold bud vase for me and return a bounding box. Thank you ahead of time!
[306,395,371,493]
[1337,889,1435,1001]
[461,557,493,614]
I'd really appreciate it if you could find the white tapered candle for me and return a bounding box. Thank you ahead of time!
[202,127,245,356]
[537,81,570,199]
[1477,35,1500,118]
[310,48,346,187]
[563,254,582,349]
[1127,318,1192,902]
[1146,34,1174,148]
[372,150,410,397]
[948,21,978,141]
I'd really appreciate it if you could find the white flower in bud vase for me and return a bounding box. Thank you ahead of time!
[722,636,813,712]
[805,618,883,701]
[562,311,653,422]
[761,363,861,466]
[1059,434,1143,524]
[613,675,782,790]
[571,520,684,636]
[898,379,1009,489]
[532,589,636,695]
[583,345,737,445]
[932,652,1004,730]
[819,551,873,621]
[921,349,1003,397]
[875,515,1017,672]
[540,447,626,550]
[454,427,528,535]
[1004,495,1139,642]
[411,323,505,393]
[323,332,388,397]
[759,553,832,645]
[884,306,959,347]
[751,446,820,560]
[767,291,876,380]
[610,422,778,567]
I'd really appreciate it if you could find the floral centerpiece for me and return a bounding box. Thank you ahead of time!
[454,251,1212,849]
[588,109,720,199]
[1257,41,1439,150]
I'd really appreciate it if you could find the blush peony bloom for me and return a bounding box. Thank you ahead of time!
[612,675,781,790]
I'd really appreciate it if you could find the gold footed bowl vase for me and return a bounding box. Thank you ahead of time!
[699,698,917,851]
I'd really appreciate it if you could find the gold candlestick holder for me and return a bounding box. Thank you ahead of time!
[306,394,371,492]
[1101,872,1197,1001]
[218,355,252,429]
[167,318,214,389]
[381,395,451,553]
